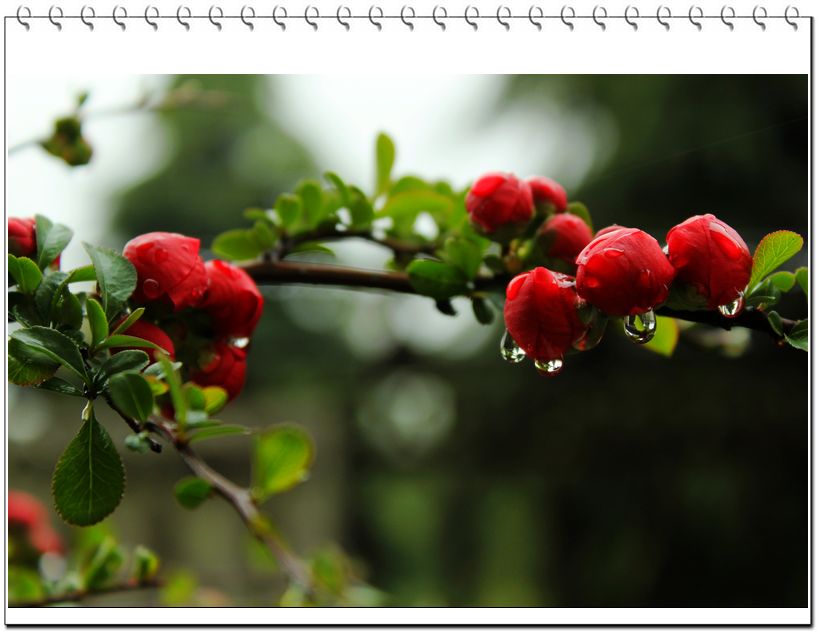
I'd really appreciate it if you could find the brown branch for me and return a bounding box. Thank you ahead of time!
[9,578,161,608]
[240,260,796,339]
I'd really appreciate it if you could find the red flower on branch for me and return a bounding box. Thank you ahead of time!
[465,173,534,235]
[575,227,675,316]
[8,490,63,555]
[8,217,37,258]
[189,340,247,401]
[112,319,176,362]
[199,260,264,339]
[537,213,593,265]
[123,232,208,311]
[528,176,568,213]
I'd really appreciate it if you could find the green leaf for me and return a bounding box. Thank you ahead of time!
[253,425,314,500]
[52,406,125,526]
[10,326,88,383]
[785,319,808,351]
[83,243,137,320]
[65,264,97,283]
[641,316,679,358]
[565,201,593,232]
[110,307,145,336]
[375,132,396,196]
[287,241,335,257]
[766,271,796,292]
[37,377,84,397]
[7,255,42,294]
[471,297,494,325]
[275,193,302,230]
[96,334,168,354]
[767,311,785,337]
[9,567,45,603]
[83,535,124,590]
[132,545,160,583]
[159,355,186,424]
[101,350,150,376]
[173,477,213,509]
[86,298,109,349]
[35,214,73,270]
[125,433,151,454]
[325,171,350,206]
[202,386,228,415]
[107,373,155,422]
[407,259,469,300]
[55,291,83,331]
[442,236,485,279]
[189,424,251,443]
[251,220,277,250]
[347,187,374,229]
[379,191,454,229]
[747,230,804,293]
[796,267,808,296]
[8,340,59,386]
[34,271,69,323]
[295,179,326,230]
[211,229,265,262]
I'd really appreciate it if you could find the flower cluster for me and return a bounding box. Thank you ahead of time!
[122,232,264,402]
[465,174,753,375]
[9,490,63,560]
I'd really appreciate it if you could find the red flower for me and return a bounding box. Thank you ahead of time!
[8,490,63,555]
[189,340,247,401]
[575,227,675,316]
[528,176,568,213]
[537,213,593,264]
[8,217,37,258]
[465,173,534,235]
[503,267,587,362]
[594,224,625,239]
[123,232,208,311]
[665,214,752,309]
[111,319,176,362]
[199,260,264,338]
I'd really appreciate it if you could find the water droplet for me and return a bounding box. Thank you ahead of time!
[573,315,608,352]
[231,337,250,349]
[662,244,669,255]
[154,247,169,263]
[604,248,625,259]
[624,310,657,344]
[142,278,161,299]
[583,276,601,289]
[717,291,745,318]
[500,330,526,363]
[534,358,564,377]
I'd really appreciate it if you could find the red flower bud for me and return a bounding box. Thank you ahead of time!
[665,214,752,309]
[111,319,176,362]
[503,267,587,363]
[8,490,62,555]
[466,173,534,235]
[537,213,593,264]
[8,217,37,258]
[199,260,264,339]
[123,232,208,311]
[594,224,625,239]
[189,340,247,401]
[528,176,568,212]
[575,227,676,316]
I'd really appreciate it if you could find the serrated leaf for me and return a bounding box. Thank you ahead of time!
[748,230,804,293]
[173,477,213,509]
[211,229,265,262]
[35,214,73,270]
[641,316,679,358]
[7,340,59,386]
[8,255,42,294]
[86,297,108,348]
[10,326,88,383]
[407,259,468,301]
[785,319,808,351]
[565,201,593,232]
[107,373,154,422]
[52,407,125,526]
[83,243,137,320]
[96,334,168,354]
[375,132,396,196]
[37,376,84,397]
[253,425,314,500]
[101,350,150,376]
[796,267,808,296]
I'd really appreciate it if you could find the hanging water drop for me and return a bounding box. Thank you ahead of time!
[231,337,250,349]
[662,244,669,255]
[500,330,526,363]
[624,309,657,344]
[142,278,161,299]
[534,358,564,377]
[717,291,745,318]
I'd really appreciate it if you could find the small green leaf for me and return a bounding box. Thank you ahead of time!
[253,425,314,500]
[767,311,785,337]
[641,316,679,358]
[251,220,277,250]
[189,424,251,443]
[8,342,59,386]
[55,291,83,331]
[35,214,73,270]
[132,545,160,583]
[174,477,213,509]
[83,243,137,320]
[471,296,494,324]
[407,259,469,301]
[295,179,326,230]
[375,132,396,196]
[52,406,125,526]
[83,535,124,589]
[159,355,186,424]
[110,307,145,336]
[748,230,804,293]
[124,433,151,454]
[275,194,302,230]
[287,241,335,257]
[107,373,155,422]
[211,229,264,262]
[442,236,485,279]
[325,171,350,206]
[65,264,97,283]
[101,350,150,376]
[37,377,84,397]
[86,298,109,348]
[34,271,68,323]
[347,187,374,229]
[96,334,168,354]
[8,255,42,294]
[796,267,808,296]
[766,271,796,293]
[565,201,593,232]
[202,386,228,415]
[10,326,88,383]
[785,319,808,351]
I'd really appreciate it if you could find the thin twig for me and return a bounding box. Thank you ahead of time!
[9,579,161,608]
[104,396,163,453]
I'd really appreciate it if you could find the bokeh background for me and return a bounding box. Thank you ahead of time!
[7,75,808,607]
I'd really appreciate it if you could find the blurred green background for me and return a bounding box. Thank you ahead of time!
[8,75,808,607]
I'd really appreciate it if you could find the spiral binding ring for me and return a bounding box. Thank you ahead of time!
[624,5,639,31]
[753,5,767,30]
[464,5,478,30]
[80,4,95,30]
[208,5,223,30]
[16,5,32,30]
[528,5,542,31]
[432,5,447,30]
[272,5,287,30]
[145,5,159,30]
[48,4,63,30]
[560,5,575,31]
[720,5,735,30]
[400,5,415,30]
[657,5,671,31]
[497,5,511,31]
[176,5,191,31]
[337,5,351,31]
[593,5,607,31]
[369,5,383,31]
[784,5,799,30]
[240,5,255,30]
[304,5,318,30]
[112,5,127,30]
[688,5,703,30]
